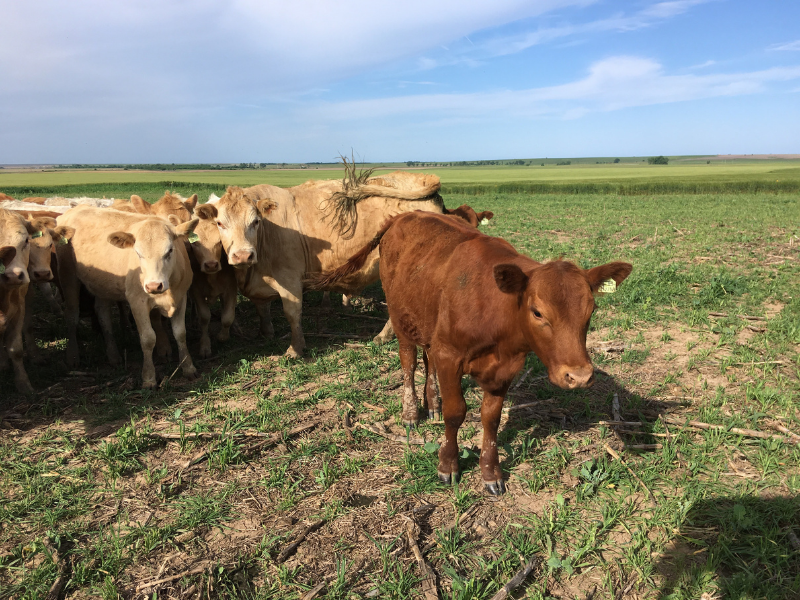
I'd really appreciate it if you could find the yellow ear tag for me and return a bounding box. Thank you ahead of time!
[187,233,199,243]
[598,279,617,294]
[0,264,5,275]
[480,218,490,225]
[59,237,69,245]
[31,231,43,239]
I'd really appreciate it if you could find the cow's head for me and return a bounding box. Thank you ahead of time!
[25,216,75,282]
[0,210,36,287]
[444,205,494,228]
[189,204,225,274]
[212,186,277,268]
[494,260,632,389]
[107,217,198,295]
[130,192,198,223]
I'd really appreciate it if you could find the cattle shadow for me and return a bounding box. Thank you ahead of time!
[654,493,800,598]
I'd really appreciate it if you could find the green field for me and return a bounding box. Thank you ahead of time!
[2,158,800,202]
[1,170,800,598]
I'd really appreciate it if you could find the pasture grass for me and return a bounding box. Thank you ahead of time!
[1,186,799,598]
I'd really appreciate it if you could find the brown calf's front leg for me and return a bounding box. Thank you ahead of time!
[479,387,508,495]
[436,360,466,485]
[422,349,440,420]
[398,341,420,431]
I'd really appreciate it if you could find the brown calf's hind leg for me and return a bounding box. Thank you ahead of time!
[436,361,466,485]
[479,388,508,495]
[398,340,420,432]
[422,349,441,420]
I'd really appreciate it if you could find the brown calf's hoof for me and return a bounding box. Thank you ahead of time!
[427,409,442,420]
[484,479,506,496]
[438,470,461,486]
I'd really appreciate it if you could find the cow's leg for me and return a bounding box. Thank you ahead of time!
[5,301,34,394]
[373,318,395,345]
[436,360,466,485]
[274,278,305,358]
[58,249,81,368]
[194,289,213,358]
[398,340,420,430]
[321,291,331,311]
[342,293,352,308]
[23,288,43,364]
[151,312,172,362]
[39,282,63,316]
[217,288,236,343]
[254,300,274,338]
[479,387,509,495]
[169,296,198,380]
[129,302,158,389]
[95,298,122,365]
[422,349,441,420]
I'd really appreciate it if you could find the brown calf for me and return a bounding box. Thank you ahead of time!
[313,212,631,495]
[0,209,37,393]
[188,204,238,358]
[444,205,494,227]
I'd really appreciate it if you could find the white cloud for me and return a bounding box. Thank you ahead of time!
[310,57,800,121]
[768,40,800,52]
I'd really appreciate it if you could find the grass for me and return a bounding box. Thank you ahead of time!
[1,175,799,598]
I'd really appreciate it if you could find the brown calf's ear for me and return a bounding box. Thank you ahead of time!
[183,194,198,211]
[131,195,152,214]
[51,226,76,244]
[0,246,17,267]
[195,204,218,220]
[175,218,199,237]
[476,211,494,221]
[257,199,278,218]
[585,262,633,293]
[494,263,528,294]
[108,231,136,249]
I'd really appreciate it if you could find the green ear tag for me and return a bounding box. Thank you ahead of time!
[480,218,490,225]
[31,231,43,239]
[598,279,617,294]
[59,237,69,245]
[0,264,5,275]
[187,233,199,243]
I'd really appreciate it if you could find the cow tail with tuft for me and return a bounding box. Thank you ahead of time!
[306,215,398,290]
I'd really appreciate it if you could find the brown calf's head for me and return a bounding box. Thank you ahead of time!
[445,205,494,228]
[0,209,36,287]
[212,186,277,268]
[190,204,225,273]
[494,260,632,389]
[130,192,198,223]
[107,217,198,295]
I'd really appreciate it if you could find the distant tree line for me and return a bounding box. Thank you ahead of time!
[647,156,669,165]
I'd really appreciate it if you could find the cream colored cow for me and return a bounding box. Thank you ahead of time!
[211,171,444,357]
[56,206,199,389]
[0,209,36,393]
[187,204,237,358]
[112,192,198,222]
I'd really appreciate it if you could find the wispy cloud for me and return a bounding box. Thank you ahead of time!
[768,40,800,52]
[313,57,800,121]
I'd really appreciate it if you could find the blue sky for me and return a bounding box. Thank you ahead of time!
[1,0,799,163]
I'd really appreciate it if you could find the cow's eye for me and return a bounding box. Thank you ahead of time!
[531,308,543,319]
[216,221,226,230]
[164,248,173,259]
[250,219,259,228]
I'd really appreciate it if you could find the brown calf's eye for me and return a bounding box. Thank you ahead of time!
[532,308,542,318]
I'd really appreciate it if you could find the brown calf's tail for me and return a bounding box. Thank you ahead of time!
[306,215,398,290]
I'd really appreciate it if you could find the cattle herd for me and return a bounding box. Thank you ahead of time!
[0,171,631,494]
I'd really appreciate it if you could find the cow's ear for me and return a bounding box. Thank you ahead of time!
[0,246,16,267]
[257,199,277,218]
[175,218,199,237]
[585,262,633,293]
[23,220,38,235]
[167,215,181,226]
[476,211,494,221]
[183,194,198,211]
[494,264,528,294]
[131,195,152,214]
[195,204,218,220]
[444,207,455,215]
[51,226,76,243]
[108,232,136,249]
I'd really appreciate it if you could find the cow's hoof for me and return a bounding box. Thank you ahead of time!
[484,479,506,496]
[142,381,157,390]
[427,410,442,420]
[438,470,460,486]
[184,367,199,380]
[216,330,230,343]
[16,381,35,395]
[284,348,302,360]
[198,344,212,359]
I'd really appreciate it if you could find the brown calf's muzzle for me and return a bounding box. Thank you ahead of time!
[551,363,595,389]
[202,260,220,274]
